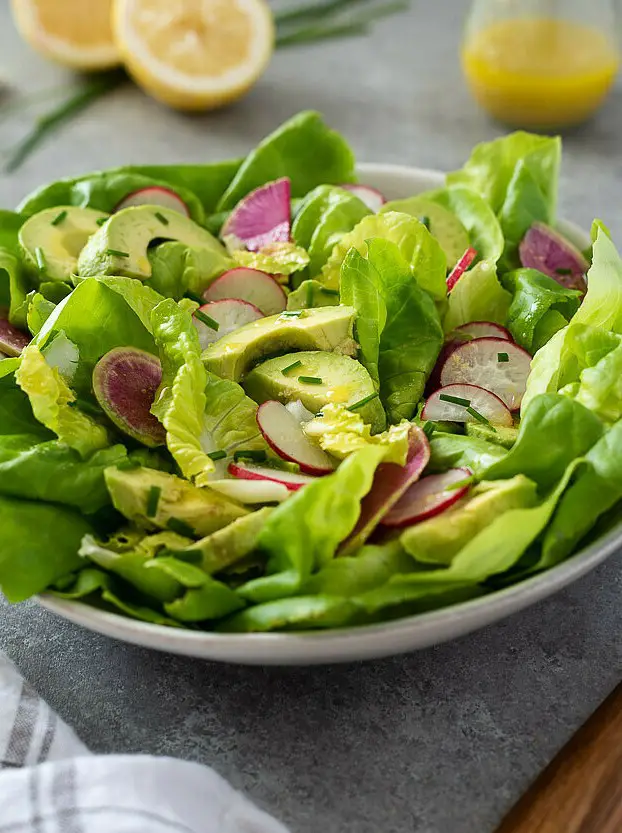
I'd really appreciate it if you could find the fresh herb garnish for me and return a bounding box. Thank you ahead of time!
[155,211,169,226]
[419,215,431,230]
[96,217,108,226]
[555,267,573,276]
[207,450,227,461]
[195,310,220,331]
[35,247,46,271]
[280,310,303,318]
[282,360,303,376]
[497,352,509,363]
[466,406,491,425]
[348,392,379,411]
[146,486,161,518]
[233,450,267,463]
[439,393,471,407]
[106,248,130,258]
[319,287,340,296]
[166,518,196,538]
[51,210,67,226]
[298,375,323,385]
[185,291,203,304]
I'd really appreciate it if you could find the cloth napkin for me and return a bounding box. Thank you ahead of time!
[0,652,289,833]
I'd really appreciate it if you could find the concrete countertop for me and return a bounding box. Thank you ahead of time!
[1,3,622,831]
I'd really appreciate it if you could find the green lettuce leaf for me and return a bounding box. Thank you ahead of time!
[0,248,31,328]
[443,260,511,332]
[286,280,339,311]
[147,242,233,300]
[0,373,53,437]
[233,242,309,275]
[428,432,507,476]
[571,336,622,424]
[219,595,358,633]
[303,540,415,596]
[27,292,56,336]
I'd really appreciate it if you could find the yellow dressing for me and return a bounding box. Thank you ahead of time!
[462,18,619,128]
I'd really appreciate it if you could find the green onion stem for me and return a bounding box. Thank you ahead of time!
[274,0,374,26]
[276,19,368,47]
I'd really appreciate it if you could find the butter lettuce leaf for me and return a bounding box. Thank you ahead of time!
[147,242,233,300]
[443,260,511,332]
[233,242,309,275]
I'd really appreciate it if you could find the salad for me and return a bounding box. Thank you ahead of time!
[1,111,621,634]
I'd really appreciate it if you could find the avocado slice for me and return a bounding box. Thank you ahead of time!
[202,306,357,381]
[19,206,109,282]
[401,474,538,565]
[380,197,469,268]
[77,205,226,280]
[104,466,249,538]
[244,350,386,432]
[466,422,519,449]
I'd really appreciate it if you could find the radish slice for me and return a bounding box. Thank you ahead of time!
[208,479,290,504]
[285,399,316,424]
[382,468,472,528]
[422,384,513,427]
[0,317,30,357]
[202,268,287,316]
[228,462,317,492]
[440,337,531,411]
[115,186,190,216]
[446,247,477,292]
[257,400,335,475]
[340,184,386,213]
[454,321,512,341]
[221,178,291,252]
[519,222,588,292]
[193,300,263,349]
[340,426,430,554]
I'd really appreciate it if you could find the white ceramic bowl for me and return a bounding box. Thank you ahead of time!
[40,163,616,666]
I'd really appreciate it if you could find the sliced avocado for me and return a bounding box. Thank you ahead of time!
[380,197,469,268]
[466,422,519,449]
[401,474,538,566]
[202,306,357,381]
[19,206,109,282]
[244,350,386,432]
[104,466,248,538]
[77,205,226,280]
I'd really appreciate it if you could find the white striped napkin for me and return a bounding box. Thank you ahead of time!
[0,652,289,833]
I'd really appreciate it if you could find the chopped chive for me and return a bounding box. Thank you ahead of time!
[51,210,67,226]
[422,421,435,439]
[166,518,196,538]
[146,485,161,518]
[185,291,203,304]
[68,397,101,416]
[282,359,302,376]
[419,215,430,230]
[439,393,471,407]
[319,287,340,296]
[306,281,314,308]
[280,310,302,318]
[466,406,491,425]
[298,375,323,385]
[96,217,108,226]
[35,246,46,271]
[116,458,142,471]
[155,211,169,226]
[556,267,572,276]
[106,248,129,258]
[233,449,267,463]
[348,392,379,411]
[497,352,509,363]
[195,310,220,331]
[207,450,227,461]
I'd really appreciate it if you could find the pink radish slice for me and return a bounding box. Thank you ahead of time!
[256,400,335,475]
[422,384,513,427]
[440,337,531,411]
[340,184,386,212]
[221,178,291,252]
[115,186,190,216]
[340,426,430,554]
[0,317,30,357]
[202,268,286,315]
[446,247,477,292]
[193,299,263,349]
[381,468,472,528]
[228,462,317,492]
[519,222,588,292]
[454,321,512,341]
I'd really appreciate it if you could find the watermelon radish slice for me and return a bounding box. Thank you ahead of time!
[519,222,588,292]
[257,400,335,475]
[340,184,386,213]
[193,299,263,349]
[221,178,291,252]
[115,186,190,216]
[202,268,287,316]
[228,462,317,492]
[440,337,531,411]
[381,468,472,528]
[0,317,30,357]
[340,426,430,554]
[208,478,291,504]
[93,347,166,447]
[454,322,512,342]
[446,247,477,292]
[422,384,513,427]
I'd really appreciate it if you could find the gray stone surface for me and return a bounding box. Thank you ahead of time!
[1,3,622,832]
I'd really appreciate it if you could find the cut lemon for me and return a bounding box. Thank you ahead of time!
[113,0,275,111]
[10,0,120,70]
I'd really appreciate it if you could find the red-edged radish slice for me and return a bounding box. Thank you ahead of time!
[221,178,291,252]
[454,321,512,341]
[208,478,290,504]
[340,426,430,554]
[440,337,531,411]
[285,399,316,424]
[256,400,335,475]
[422,384,513,427]
[382,468,472,528]
[0,317,30,357]
[519,222,588,292]
[446,247,477,292]
[228,462,317,492]
[115,186,190,216]
[202,268,287,315]
[193,299,263,349]
[340,183,386,213]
